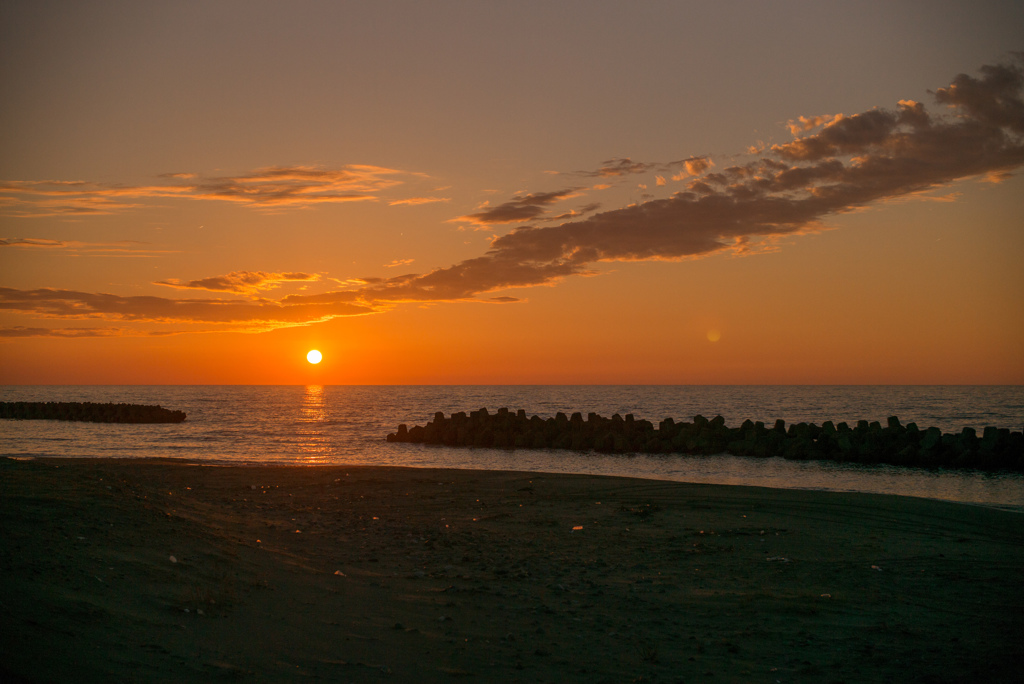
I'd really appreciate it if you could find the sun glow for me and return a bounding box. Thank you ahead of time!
[306,349,323,364]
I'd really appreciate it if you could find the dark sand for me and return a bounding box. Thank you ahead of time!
[2,457,1022,683]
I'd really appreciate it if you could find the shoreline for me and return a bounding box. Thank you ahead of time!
[5,451,1023,512]
[3,457,1023,682]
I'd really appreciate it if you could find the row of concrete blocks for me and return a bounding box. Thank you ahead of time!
[387,408,1024,472]
[0,401,187,424]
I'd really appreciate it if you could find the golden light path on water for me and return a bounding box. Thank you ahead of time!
[297,384,330,463]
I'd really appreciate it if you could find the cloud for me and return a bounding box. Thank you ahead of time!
[770,108,903,161]
[0,165,419,216]
[786,114,844,135]
[578,158,656,177]
[384,258,415,268]
[578,156,713,181]
[683,156,713,176]
[352,254,587,303]
[933,59,1024,134]
[453,188,581,227]
[189,165,407,207]
[669,156,714,180]
[388,196,450,206]
[154,270,319,294]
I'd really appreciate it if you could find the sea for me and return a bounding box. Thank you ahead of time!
[2,385,1023,509]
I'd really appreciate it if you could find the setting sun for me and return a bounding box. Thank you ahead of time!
[306,350,322,364]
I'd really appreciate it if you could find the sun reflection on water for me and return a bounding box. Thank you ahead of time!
[297,385,331,462]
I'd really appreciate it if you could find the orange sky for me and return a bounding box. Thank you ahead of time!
[2,2,1023,384]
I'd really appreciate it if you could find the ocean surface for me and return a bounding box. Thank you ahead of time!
[2,385,1023,509]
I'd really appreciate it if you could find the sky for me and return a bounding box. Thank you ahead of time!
[1,0,1023,385]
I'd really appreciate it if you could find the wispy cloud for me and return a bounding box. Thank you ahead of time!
[0,326,129,338]
[577,158,656,178]
[0,238,176,257]
[0,165,421,216]
[0,181,191,216]
[4,59,1022,337]
[189,165,405,207]
[384,258,415,268]
[154,270,320,294]
[0,238,65,248]
[388,196,450,206]
[0,286,376,332]
[574,156,712,181]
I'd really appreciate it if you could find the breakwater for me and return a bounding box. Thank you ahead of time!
[388,408,1024,473]
[0,401,186,424]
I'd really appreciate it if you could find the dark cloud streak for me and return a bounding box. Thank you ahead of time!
[454,188,580,226]
[0,287,375,327]
[353,58,1024,303]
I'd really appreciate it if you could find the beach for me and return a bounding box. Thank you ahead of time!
[2,457,1022,683]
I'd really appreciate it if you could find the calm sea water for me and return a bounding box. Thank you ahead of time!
[2,385,1022,508]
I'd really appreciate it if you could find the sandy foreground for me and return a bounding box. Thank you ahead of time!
[1,457,1022,684]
